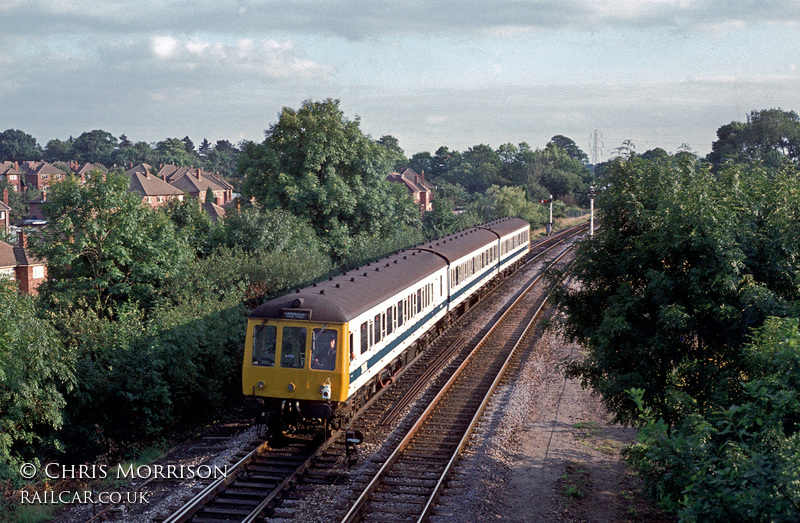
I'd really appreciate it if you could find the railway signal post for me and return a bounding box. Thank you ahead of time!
[539,195,553,235]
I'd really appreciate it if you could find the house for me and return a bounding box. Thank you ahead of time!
[27,190,48,221]
[387,168,435,213]
[0,190,10,231]
[0,230,47,294]
[128,170,184,208]
[22,162,68,190]
[0,161,23,192]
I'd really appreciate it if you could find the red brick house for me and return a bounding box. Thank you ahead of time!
[387,168,435,213]
[0,230,47,294]
[23,162,68,190]
[0,161,23,192]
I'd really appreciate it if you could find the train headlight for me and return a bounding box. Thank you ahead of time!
[320,378,331,400]
[257,381,265,390]
[287,382,296,392]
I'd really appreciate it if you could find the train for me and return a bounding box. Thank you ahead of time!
[242,217,531,433]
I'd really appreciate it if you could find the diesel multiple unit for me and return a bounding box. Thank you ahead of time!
[242,217,530,431]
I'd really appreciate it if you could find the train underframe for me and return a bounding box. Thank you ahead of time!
[246,259,525,437]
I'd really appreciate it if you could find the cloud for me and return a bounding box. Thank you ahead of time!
[4,1,800,41]
[147,35,331,80]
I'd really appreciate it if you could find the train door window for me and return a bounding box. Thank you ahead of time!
[311,328,337,371]
[387,307,393,335]
[440,276,443,296]
[416,289,422,314]
[252,324,276,367]
[369,320,373,348]
[381,312,387,338]
[374,314,382,343]
[360,323,368,354]
[280,326,306,369]
[349,332,354,361]
[397,301,404,327]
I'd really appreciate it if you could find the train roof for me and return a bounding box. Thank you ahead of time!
[251,249,446,323]
[479,216,531,237]
[249,217,531,324]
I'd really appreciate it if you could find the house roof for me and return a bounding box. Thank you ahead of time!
[28,162,66,176]
[0,237,43,267]
[123,163,152,176]
[201,202,226,222]
[388,168,435,193]
[0,241,16,268]
[75,162,104,175]
[170,170,226,194]
[0,201,11,211]
[129,171,184,196]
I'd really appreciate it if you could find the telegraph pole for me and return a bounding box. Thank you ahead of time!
[589,186,596,236]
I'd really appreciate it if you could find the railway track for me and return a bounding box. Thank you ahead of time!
[158,223,586,523]
[337,232,577,522]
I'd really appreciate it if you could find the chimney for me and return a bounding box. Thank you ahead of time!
[421,171,425,183]
[18,229,26,248]
[3,189,7,206]
[196,170,202,181]
[42,189,47,202]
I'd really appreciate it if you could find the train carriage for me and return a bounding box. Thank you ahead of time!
[242,217,530,431]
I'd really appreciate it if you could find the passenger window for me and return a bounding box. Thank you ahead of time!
[252,324,276,367]
[311,329,337,371]
[387,307,393,335]
[397,300,404,327]
[280,326,307,368]
[417,289,422,314]
[360,323,368,354]
[374,314,382,343]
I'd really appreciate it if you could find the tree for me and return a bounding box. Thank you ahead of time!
[156,138,192,166]
[0,279,73,477]
[71,129,117,165]
[112,140,155,168]
[409,151,433,176]
[549,135,589,164]
[708,108,800,168]
[239,98,419,259]
[29,171,192,317]
[182,136,195,155]
[198,138,211,157]
[44,138,74,162]
[377,135,408,171]
[0,129,42,162]
[626,318,800,520]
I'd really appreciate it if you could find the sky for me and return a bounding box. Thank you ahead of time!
[2,0,799,162]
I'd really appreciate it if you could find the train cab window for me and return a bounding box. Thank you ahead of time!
[252,324,276,367]
[374,314,382,343]
[310,328,337,371]
[280,326,306,369]
[397,300,404,327]
[386,307,393,335]
[360,323,368,354]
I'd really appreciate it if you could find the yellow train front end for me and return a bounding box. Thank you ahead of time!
[242,316,350,429]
